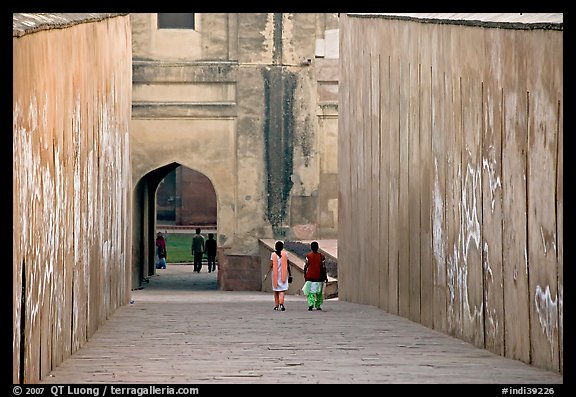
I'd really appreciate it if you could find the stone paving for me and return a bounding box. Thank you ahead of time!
[38,264,563,385]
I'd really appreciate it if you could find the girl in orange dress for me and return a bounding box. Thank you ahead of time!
[264,241,290,311]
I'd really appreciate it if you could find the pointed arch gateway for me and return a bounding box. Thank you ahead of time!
[157,166,217,228]
[131,162,217,290]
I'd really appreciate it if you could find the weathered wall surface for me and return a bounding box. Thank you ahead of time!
[338,13,562,373]
[13,14,133,383]
[130,13,339,290]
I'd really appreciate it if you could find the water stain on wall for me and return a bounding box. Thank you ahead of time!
[263,67,297,231]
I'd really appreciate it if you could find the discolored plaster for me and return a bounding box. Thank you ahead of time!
[262,67,297,230]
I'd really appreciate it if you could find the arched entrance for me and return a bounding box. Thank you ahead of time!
[131,162,217,290]
[156,166,217,228]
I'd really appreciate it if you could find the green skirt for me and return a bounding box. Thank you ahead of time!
[302,281,324,295]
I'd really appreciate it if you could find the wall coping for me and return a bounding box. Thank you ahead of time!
[13,13,128,38]
[346,13,563,30]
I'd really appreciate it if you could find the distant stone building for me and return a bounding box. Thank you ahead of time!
[130,13,340,290]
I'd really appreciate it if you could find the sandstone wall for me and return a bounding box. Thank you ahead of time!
[338,13,562,373]
[13,13,133,383]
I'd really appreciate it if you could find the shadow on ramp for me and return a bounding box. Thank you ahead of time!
[143,264,218,291]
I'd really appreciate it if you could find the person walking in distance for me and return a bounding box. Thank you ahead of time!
[155,232,167,269]
[264,240,291,311]
[302,241,328,310]
[205,233,217,273]
[191,228,205,273]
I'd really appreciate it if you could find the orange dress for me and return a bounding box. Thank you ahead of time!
[270,251,289,291]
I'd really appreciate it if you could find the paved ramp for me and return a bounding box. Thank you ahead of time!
[39,265,563,384]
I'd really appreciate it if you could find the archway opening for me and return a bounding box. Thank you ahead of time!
[156,166,217,229]
[152,165,219,290]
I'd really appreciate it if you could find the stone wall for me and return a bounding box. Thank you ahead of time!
[13,13,133,383]
[338,13,563,374]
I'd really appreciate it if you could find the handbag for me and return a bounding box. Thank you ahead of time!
[320,256,328,282]
[320,266,327,282]
[288,265,293,283]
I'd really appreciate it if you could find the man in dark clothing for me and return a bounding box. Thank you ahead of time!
[191,228,205,273]
[205,233,217,273]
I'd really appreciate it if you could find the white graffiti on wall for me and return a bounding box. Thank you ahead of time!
[13,101,27,358]
[482,242,493,281]
[24,95,41,326]
[432,157,445,270]
[534,284,558,346]
[447,159,484,329]
[72,95,82,276]
[481,143,502,340]
[461,159,483,324]
[41,94,56,313]
[446,161,460,330]
[462,157,481,259]
[482,145,501,212]
[432,157,445,284]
